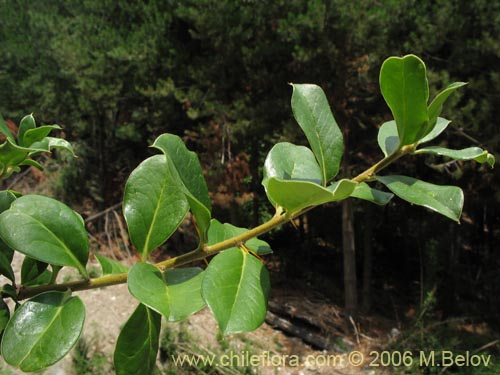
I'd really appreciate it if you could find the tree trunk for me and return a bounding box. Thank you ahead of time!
[362,209,373,312]
[342,199,358,315]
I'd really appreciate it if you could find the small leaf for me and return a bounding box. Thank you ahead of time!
[0,299,9,337]
[123,155,189,260]
[267,178,356,214]
[380,55,429,145]
[202,248,270,334]
[0,251,14,282]
[0,113,15,142]
[30,137,76,157]
[0,139,46,172]
[152,134,211,243]
[376,175,464,222]
[0,191,16,213]
[0,195,89,276]
[2,291,85,372]
[377,120,399,157]
[95,254,128,275]
[415,146,491,163]
[114,304,161,375]
[207,219,272,255]
[418,117,451,144]
[21,257,49,285]
[350,182,394,205]
[428,82,467,132]
[17,114,36,147]
[291,84,343,183]
[21,125,61,148]
[128,263,205,322]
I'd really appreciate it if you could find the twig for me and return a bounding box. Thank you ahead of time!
[85,203,122,223]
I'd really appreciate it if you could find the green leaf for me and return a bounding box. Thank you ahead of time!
[291,84,343,183]
[21,257,49,285]
[263,142,323,189]
[417,117,451,144]
[428,82,467,131]
[0,113,15,142]
[2,291,85,372]
[415,146,492,164]
[123,155,189,260]
[267,178,356,214]
[0,139,45,172]
[21,125,61,148]
[202,248,270,334]
[380,55,429,145]
[95,254,128,275]
[30,137,76,157]
[114,304,161,375]
[0,195,89,276]
[0,190,16,213]
[0,299,9,337]
[0,251,14,282]
[207,219,272,255]
[350,182,394,205]
[128,263,206,322]
[377,120,399,157]
[376,175,464,222]
[20,158,44,170]
[17,114,36,147]
[152,134,211,243]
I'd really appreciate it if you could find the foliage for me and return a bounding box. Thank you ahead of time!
[0,55,494,373]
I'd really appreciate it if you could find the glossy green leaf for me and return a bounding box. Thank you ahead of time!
[128,263,205,322]
[291,84,343,183]
[0,195,89,276]
[0,113,14,142]
[202,248,270,334]
[21,257,50,286]
[17,114,36,147]
[267,178,356,214]
[417,117,451,144]
[0,191,16,213]
[2,291,85,372]
[380,55,429,145]
[207,219,272,255]
[0,139,45,172]
[376,175,464,222]
[123,155,189,260]
[95,254,128,275]
[415,146,492,164]
[22,125,61,148]
[377,120,399,157]
[152,134,211,243]
[428,82,467,131]
[114,304,161,375]
[0,299,9,337]
[350,182,394,205]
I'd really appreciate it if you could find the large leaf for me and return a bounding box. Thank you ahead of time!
[417,117,451,144]
[376,175,464,222]
[202,248,270,334]
[95,254,128,275]
[350,182,394,205]
[207,219,272,255]
[114,304,161,375]
[291,84,343,183]
[415,146,495,166]
[128,263,205,322]
[0,195,89,275]
[377,120,399,157]
[152,134,211,243]
[380,55,429,145]
[1,291,85,372]
[428,82,467,131]
[123,155,189,260]
[267,178,356,214]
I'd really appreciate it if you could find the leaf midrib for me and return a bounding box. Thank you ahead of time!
[225,249,247,332]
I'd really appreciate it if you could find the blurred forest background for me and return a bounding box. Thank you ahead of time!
[0,0,499,366]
